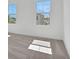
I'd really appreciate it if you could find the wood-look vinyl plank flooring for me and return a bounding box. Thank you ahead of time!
[8,33,69,59]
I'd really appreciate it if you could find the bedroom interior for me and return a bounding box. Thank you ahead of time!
[8,0,70,59]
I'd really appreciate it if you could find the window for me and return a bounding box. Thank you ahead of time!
[28,40,52,55]
[8,4,16,24]
[36,0,51,25]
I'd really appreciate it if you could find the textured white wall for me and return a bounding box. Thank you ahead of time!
[8,0,64,40]
[63,0,70,55]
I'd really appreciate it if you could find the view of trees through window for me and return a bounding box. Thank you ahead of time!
[8,4,16,24]
[36,0,51,25]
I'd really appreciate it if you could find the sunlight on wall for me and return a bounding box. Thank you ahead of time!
[28,40,52,55]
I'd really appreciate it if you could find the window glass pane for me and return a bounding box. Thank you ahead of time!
[8,4,16,24]
[36,0,51,25]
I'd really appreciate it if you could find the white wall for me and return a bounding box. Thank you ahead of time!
[63,0,70,55]
[8,0,64,40]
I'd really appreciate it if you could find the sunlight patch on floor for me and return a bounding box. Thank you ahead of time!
[28,40,52,55]
[32,40,51,47]
[8,35,11,37]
